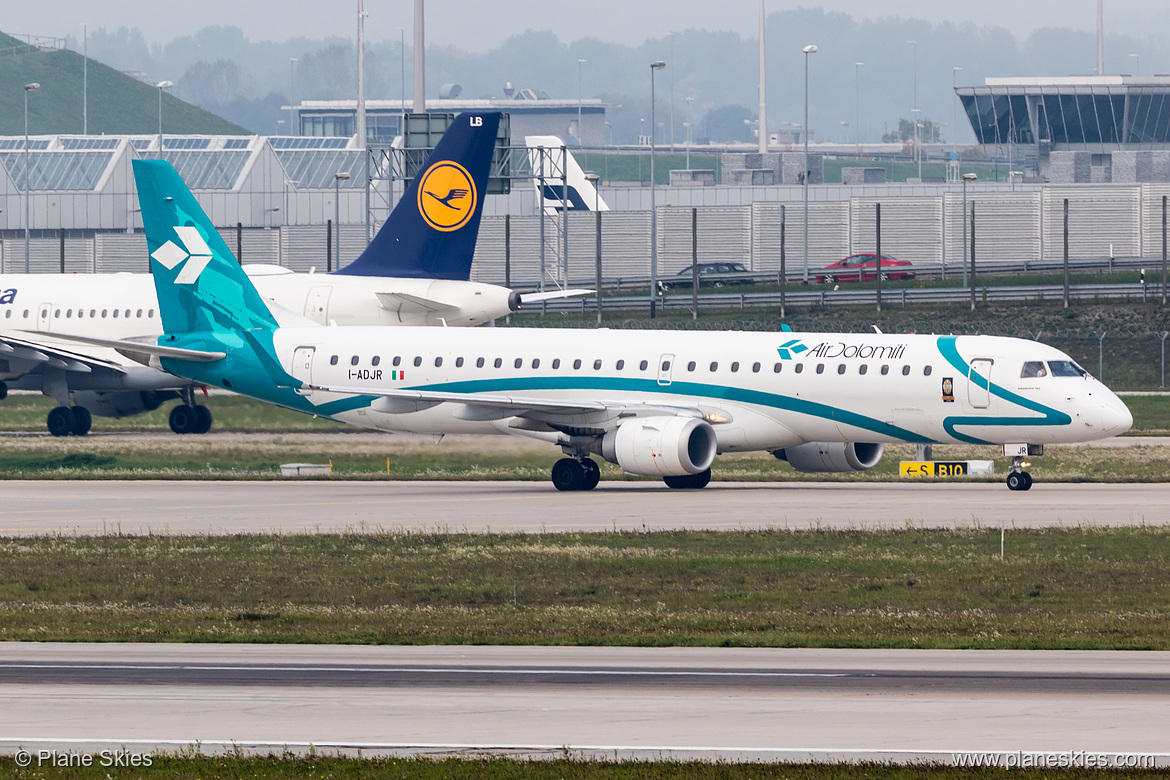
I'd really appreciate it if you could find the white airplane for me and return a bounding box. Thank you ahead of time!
[64,157,1134,493]
[0,112,574,436]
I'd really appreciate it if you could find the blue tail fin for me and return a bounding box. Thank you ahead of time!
[334,111,501,281]
[133,159,278,335]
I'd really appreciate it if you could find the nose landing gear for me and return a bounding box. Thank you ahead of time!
[1006,455,1033,491]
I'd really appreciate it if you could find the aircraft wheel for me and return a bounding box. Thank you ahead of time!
[665,468,712,489]
[169,404,198,435]
[0,381,7,400]
[47,406,76,438]
[1006,471,1027,491]
[688,468,712,489]
[193,405,213,434]
[71,406,92,436]
[551,458,585,492]
[580,458,601,490]
[1021,471,1033,491]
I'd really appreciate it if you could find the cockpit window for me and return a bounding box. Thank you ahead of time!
[1020,361,1047,378]
[1048,360,1087,378]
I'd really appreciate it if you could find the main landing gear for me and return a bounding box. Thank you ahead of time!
[168,387,213,435]
[47,405,92,437]
[551,457,601,492]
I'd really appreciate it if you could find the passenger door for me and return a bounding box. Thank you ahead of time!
[968,358,993,408]
[37,302,52,332]
[291,346,315,395]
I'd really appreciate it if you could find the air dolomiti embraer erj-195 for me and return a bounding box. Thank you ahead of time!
[63,158,1132,492]
[0,112,580,437]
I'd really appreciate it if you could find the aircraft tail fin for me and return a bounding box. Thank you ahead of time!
[133,159,278,335]
[526,135,610,214]
[335,111,501,281]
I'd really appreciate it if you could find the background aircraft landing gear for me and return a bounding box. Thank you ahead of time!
[1006,456,1033,491]
[46,406,92,437]
[551,457,600,492]
[663,468,712,490]
[71,406,92,436]
[0,380,7,400]
[169,403,213,435]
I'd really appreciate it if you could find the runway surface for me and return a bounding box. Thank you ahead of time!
[2,644,1168,763]
[0,480,1167,535]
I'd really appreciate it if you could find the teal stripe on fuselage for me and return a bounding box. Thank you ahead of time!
[406,375,935,444]
[936,336,1072,444]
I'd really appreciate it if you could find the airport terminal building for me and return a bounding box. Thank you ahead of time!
[957,76,1170,183]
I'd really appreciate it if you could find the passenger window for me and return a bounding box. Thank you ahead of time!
[413,356,422,367]
[532,358,540,369]
[125,310,130,318]
[795,364,803,374]
[639,360,648,371]
[514,358,522,369]
[923,366,932,377]
[1021,361,1047,378]
[393,356,401,366]
[773,363,781,373]
[574,359,582,370]
[329,355,339,366]
[881,365,889,375]
[816,363,825,374]
[709,362,718,372]
[902,365,911,376]
[661,360,671,371]
[148,309,154,318]
[66,309,72,318]
[23,310,29,318]
[552,358,561,369]
[687,361,697,372]
[77,310,84,319]
[136,309,143,318]
[456,357,464,368]
[859,365,868,375]
[101,309,107,318]
[494,358,503,368]
[476,357,485,368]
[730,362,739,373]
[351,356,359,366]
[372,356,381,366]
[435,357,443,367]
[3,311,9,319]
[91,309,97,318]
[112,309,119,318]
[616,360,625,370]
[593,359,602,370]
[837,364,846,375]
[55,309,61,317]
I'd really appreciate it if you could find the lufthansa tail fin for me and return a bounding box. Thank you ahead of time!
[133,159,278,336]
[335,111,501,281]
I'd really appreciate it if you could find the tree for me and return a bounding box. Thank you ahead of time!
[702,105,754,144]
[883,117,943,144]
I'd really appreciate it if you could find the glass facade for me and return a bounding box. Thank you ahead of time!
[0,151,114,190]
[274,149,367,189]
[961,84,1170,148]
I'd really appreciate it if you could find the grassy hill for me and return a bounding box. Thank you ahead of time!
[0,31,247,136]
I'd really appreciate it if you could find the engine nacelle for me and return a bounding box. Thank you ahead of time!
[599,416,718,477]
[775,442,885,473]
[71,390,179,419]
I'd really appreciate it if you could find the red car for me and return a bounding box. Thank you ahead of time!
[816,253,915,283]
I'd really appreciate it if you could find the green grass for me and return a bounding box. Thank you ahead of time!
[826,158,1019,184]
[3,755,1160,779]
[0,31,246,135]
[3,527,1170,648]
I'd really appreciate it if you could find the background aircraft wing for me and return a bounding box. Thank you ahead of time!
[0,330,129,374]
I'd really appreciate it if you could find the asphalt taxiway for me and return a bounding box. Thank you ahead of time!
[0,480,1166,535]
[2,644,1167,763]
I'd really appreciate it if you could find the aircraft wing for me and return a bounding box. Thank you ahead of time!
[0,330,129,374]
[24,332,226,363]
[309,383,703,427]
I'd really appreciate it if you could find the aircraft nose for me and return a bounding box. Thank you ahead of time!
[1101,397,1133,436]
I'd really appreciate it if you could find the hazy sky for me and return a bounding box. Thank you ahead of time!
[5,1,1163,51]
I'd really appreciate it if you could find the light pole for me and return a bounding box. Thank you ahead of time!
[665,32,675,151]
[952,67,962,163]
[156,80,173,156]
[907,40,918,175]
[289,58,297,135]
[397,28,405,138]
[962,172,976,287]
[911,108,922,180]
[335,171,350,267]
[1130,53,1140,76]
[649,60,666,315]
[854,62,863,160]
[585,171,601,324]
[685,96,693,169]
[802,44,817,284]
[577,58,586,148]
[840,121,849,143]
[24,82,39,274]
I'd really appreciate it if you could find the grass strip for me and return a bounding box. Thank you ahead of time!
[2,528,1170,649]
[0,434,1165,481]
[3,755,1164,779]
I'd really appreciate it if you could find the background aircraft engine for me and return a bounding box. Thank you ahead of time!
[600,416,717,477]
[71,390,178,419]
[775,442,885,473]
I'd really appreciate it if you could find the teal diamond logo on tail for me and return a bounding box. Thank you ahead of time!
[777,339,809,360]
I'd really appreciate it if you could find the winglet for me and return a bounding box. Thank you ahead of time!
[133,159,278,336]
[333,111,501,281]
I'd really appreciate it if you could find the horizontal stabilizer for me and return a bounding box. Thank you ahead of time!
[518,289,594,304]
[375,291,459,314]
[33,332,226,363]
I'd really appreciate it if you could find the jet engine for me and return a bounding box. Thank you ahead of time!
[598,416,718,477]
[774,442,885,473]
[71,390,179,419]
